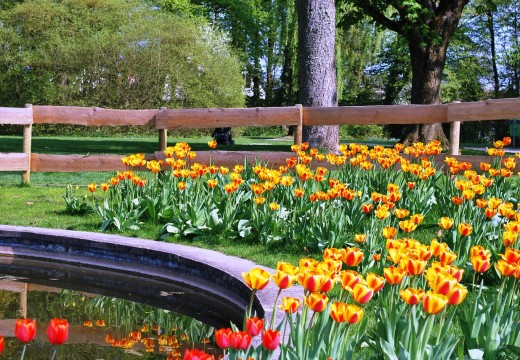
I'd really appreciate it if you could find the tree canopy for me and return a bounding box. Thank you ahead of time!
[0,0,245,109]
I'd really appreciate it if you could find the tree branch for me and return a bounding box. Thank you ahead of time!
[353,1,404,34]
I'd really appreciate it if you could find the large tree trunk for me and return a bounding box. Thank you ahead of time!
[401,42,449,146]
[297,0,338,153]
[400,1,468,147]
[486,11,500,99]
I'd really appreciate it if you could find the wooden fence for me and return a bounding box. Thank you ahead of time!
[1,98,520,183]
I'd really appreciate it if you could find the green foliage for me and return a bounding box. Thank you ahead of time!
[340,125,386,140]
[0,0,244,110]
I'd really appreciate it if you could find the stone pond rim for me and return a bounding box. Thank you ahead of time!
[0,225,298,329]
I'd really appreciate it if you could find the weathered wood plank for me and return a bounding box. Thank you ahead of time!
[155,106,301,129]
[31,154,128,172]
[25,151,518,173]
[33,106,157,126]
[0,153,29,171]
[303,104,448,126]
[0,107,33,125]
[447,98,520,122]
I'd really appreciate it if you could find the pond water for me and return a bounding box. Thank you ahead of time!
[0,257,223,359]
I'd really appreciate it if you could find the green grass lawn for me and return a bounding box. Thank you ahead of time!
[0,135,293,155]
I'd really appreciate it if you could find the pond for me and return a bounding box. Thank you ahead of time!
[0,257,222,359]
[0,225,284,359]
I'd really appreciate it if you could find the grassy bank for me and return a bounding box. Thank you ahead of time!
[0,183,306,268]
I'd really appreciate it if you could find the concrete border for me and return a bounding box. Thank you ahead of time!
[0,225,301,330]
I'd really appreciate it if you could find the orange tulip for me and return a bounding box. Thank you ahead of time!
[384,266,407,285]
[229,331,252,350]
[87,183,97,193]
[354,234,366,243]
[394,208,410,219]
[242,268,271,290]
[480,162,492,171]
[399,220,418,233]
[428,273,457,295]
[422,291,448,314]
[352,283,374,304]
[400,257,427,275]
[502,247,520,264]
[503,231,519,247]
[208,140,217,149]
[339,270,362,291]
[298,269,326,293]
[83,320,93,327]
[15,318,36,343]
[410,214,424,224]
[361,203,373,214]
[105,334,114,344]
[214,328,232,349]
[96,319,106,327]
[254,196,266,205]
[496,260,518,277]
[299,257,318,269]
[416,245,433,261]
[446,264,464,282]
[430,239,447,257]
[272,270,296,290]
[439,250,457,265]
[471,245,491,258]
[294,188,305,197]
[207,179,218,189]
[446,283,468,306]
[129,331,141,341]
[330,302,364,324]
[400,288,424,305]
[262,329,281,351]
[452,196,463,205]
[318,273,336,293]
[458,223,473,236]
[375,205,390,219]
[323,248,343,261]
[329,302,349,323]
[245,317,264,337]
[342,247,364,267]
[439,217,454,230]
[471,254,491,273]
[382,226,397,240]
[305,293,329,312]
[279,297,301,313]
[366,273,385,292]
[46,318,69,345]
[485,207,498,219]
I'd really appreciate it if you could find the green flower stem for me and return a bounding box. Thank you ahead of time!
[436,308,448,344]
[20,344,27,360]
[248,289,257,319]
[269,287,282,330]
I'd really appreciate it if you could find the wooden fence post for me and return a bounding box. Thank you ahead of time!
[449,101,461,156]
[22,104,33,184]
[158,107,168,153]
[294,104,303,145]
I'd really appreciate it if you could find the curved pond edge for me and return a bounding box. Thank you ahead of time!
[0,225,301,331]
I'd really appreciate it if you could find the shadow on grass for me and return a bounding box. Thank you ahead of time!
[0,136,291,154]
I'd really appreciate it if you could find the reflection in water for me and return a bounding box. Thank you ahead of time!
[0,277,222,359]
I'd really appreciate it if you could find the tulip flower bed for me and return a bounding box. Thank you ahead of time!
[77,137,520,359]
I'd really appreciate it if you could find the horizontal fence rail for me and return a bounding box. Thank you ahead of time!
[1,97,520,182]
